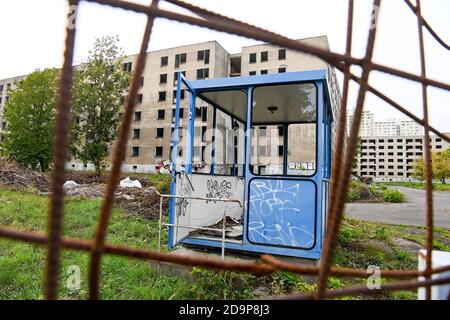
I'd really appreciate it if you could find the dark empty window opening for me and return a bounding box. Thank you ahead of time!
[197,49,210,64]
[260,70,268,75]
[197,68,210,80]
[174,53,187,68]
[173,89,185,103]
[261,51,268,62]
[249,53,256,63]
[160,74,167,84]
[161,56,168,66]
[132,147,139,157]
[156,128,164,138]
[155,146,163,157]
[278,67,286,73]
[133,129,140,139]
[134,111,141,122]
[136,94,143,104]
[173,71,186,86]
[123,62,132,72]
[157,109,165,120]
[249,71,256,76]
[278,49,286,60]
[158,91,166,102]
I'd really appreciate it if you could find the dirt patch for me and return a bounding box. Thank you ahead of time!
[0,158,49,192]
[63,182,169,220]
[115,187,169,220]
[63,183,104,198]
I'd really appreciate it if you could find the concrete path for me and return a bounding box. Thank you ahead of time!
[346,186,450,228]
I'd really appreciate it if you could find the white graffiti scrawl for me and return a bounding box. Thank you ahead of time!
[248,179,315,248]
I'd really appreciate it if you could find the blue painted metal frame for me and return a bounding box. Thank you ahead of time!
[168,70,333,259]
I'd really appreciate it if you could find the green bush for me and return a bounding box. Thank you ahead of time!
[346,181,383,202]
[383,189,406,203]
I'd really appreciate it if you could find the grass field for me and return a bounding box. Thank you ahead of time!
[0,187,448,300]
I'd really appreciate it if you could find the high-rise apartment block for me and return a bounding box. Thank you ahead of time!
[0,36,341,173]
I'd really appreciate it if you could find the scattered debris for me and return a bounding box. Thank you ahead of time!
[115,187,169,220]
[119,177,142,189]
[0,157,49,192]
[0,159,169,219]
[63,183,104,198]
[190,216,243,240]
[63,180,79,189]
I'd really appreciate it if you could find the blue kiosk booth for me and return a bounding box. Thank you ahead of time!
[167,70,333,259]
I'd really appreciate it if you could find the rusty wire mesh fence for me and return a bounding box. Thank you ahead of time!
[0,0,450,300]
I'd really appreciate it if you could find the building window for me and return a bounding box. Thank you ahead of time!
[158,91,166,102]
[156,128,164,138]
[172,108,184,118]
[278,145,284,157]
[157,109,165,120]
[132,129,140,139]
[161,56,168,66]
[132,147,139,157]
[174,53,187,68]
[260,51,268,62]
[173,71,186,86]
[197,49,210,64]
[249,53,257,63]
[260,70,268,75]
[173,89,185,103]
[136,94,143,104]
[155,146,163,157]
[196,68,209,80]
[134,111,141,122]
[278,49,286,60]
[123,62,132,72]
[249,71,256,76]
[160,74,167,84]
[278,67,286,73]
[140,77,144,87]
[278,126,284,136]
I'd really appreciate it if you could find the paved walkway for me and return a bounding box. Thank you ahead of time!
[346,186,450,228]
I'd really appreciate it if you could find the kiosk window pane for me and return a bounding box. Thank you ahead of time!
[251,83,317,176]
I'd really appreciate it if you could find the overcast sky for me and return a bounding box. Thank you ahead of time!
[1,0,449,132]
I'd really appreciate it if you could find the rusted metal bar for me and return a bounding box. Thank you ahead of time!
[45,0,79,300]
[404,0,450,51]
[324,0,353,270]
[261,255,421,279]
[5,225,450,280]
[316,0,382,300]
[88,0,160,300]
[415,0,434,300]
[276,275,450,300]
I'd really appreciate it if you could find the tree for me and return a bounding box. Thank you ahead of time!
[71,36,130,173]
[433,150,450,184]
[1,69,58,171]
[413,150,450,184]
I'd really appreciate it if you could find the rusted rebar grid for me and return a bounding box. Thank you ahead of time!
[0,0,449,300]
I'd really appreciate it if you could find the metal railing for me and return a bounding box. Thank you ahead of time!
[151,187,243,259]
[0,0,449,300]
